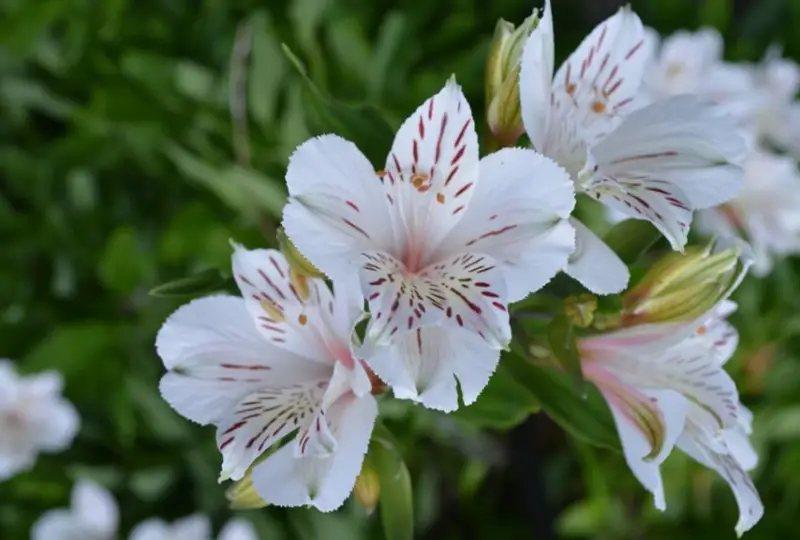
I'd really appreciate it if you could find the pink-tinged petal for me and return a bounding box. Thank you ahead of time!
[252,394,377,512]
[588,363,688,511]
[156,296,329,425]
[591,96,746,211]
[438,148,575,302]
[519,0,555,152]
[216,381,328,481]
[677,431,763,536]
[585,170,693,251]
[565,217,629,294]
[73,481,118,539]
[584,334,740,430]
[553,5,647,141]
[282,135,395,282]
[361,251,511,349]
[364,326,499,412]
[383,77,479,257]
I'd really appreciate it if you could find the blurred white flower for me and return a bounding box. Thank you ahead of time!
[157,247,378,511]
[697,149,800,275]
[32,481,258,540]
[281,78,576,353]
[0,361,79,481]
[32,480,117,540]
[130,515,257,540]
[750,48,800,155]
[520,0,745,295]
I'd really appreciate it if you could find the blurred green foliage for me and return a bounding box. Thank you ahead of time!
[4,0,800,538]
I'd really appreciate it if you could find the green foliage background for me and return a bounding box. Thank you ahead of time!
[3,0,800,538]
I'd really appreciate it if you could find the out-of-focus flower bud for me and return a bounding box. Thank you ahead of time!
[621,239,751,327]
[485,12,538,148]
[354,462,381,514]
[225,465,268,510]
[564,293,598,328]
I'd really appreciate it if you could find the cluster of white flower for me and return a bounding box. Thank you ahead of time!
[32,480,257,540]
[153,1,766,535]
[642,24,800,276]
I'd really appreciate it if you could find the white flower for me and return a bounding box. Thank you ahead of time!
[750,48,800,155]
[32,481,258,540]
[0,361,79,481]
[32,480,118,540]
[130,515,257,540]
[282,78,575,348]
[697,149,800,276]
[157,246,378,512]
[520,0,745,294]
[579,297,762,533]
[675,304,763,537]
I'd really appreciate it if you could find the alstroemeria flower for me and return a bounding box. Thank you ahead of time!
[0,361,79,481]
[282,78,575,351]
[157,246,377,512]
[520,0,745,294]
[675,302,763,537]
[31,481,259,540]
[697,149,800,276]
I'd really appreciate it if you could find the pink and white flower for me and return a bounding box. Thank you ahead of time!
[157,246,377,512]
[579,299,762,533]
[520,0,745,294]
[0,361,79,481]
[282,78,576,350]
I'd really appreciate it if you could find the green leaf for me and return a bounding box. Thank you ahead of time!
[547,314,585,394]
[248,12,286,127]
[281,44,394,166]
[149,269,230,298]
[166,144,285,220]
[504,349,619,451]
[372,428,414,540]
[453,360,540,428]
[98,227,153,294]
[602,220,661,265]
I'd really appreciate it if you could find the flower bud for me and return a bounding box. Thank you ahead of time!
[354,464,381,514]
[485,12,538,148]
[621,239,751,327]
[225,465,268,510]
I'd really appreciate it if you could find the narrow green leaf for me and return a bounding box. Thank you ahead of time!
[149,269,229,298]
[281,44,394,166]
[505,349,619,451]
[602,220,661,265]
[372,429,414,540]
[547,314,585,394]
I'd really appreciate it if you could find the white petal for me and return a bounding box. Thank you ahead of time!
[156,296,327,425]
[73,481,118,538]
[216,381,328,481]
[282,135,394,282]
[0,452,33,481]
[723,425,759,472]
[218,519,259,540]
[252,395,377,512]
[584,164,693,250]
[553,5,647,140]
[565,217,629,294]
[439,148,575,302]
[677,432,763,536]
[364,326,500,412]
[597,380,688,511]
[30,511,85,540]
[591,95,746,210]
[361,251,511,349]
[382,77,479,253]
[519,0,554,152]
[31,397,80,452]
[128,519,171,540]
[171,514,213,540]
[232,247,351,362]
